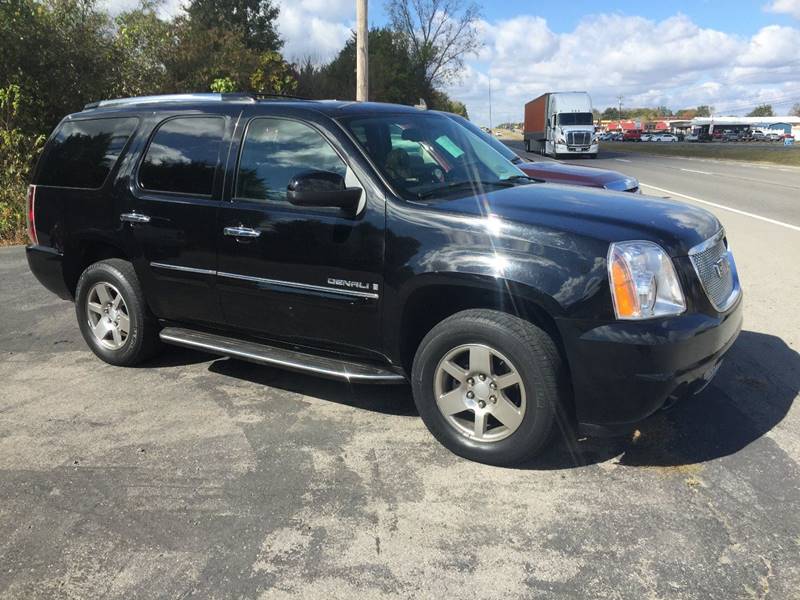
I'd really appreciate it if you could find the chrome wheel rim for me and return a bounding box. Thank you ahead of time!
[434,344,526,442]
[86,282,130,350]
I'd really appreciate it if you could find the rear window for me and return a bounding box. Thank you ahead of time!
[139,116,225,196]
[37,117,138,189]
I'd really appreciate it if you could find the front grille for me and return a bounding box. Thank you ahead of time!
[567,131,591,146]
[689,232,737,311]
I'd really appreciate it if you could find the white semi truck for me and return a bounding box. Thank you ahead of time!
[524,92,598,159]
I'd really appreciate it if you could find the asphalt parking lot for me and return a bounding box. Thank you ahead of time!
[1,152,799,598]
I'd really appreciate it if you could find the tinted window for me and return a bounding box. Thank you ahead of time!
[139,117,224,196]
[37,118,138,188]
[342,113,525,201]
[236,118,346,202]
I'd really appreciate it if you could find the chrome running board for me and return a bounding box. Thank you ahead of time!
[159,327,406,384]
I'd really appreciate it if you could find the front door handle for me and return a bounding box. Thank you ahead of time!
[120,212,151,223]
[223,226,261,238]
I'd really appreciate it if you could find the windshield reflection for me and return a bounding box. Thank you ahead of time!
[342,113,529,201]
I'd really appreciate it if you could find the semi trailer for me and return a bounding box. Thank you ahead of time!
[524,92,598,159]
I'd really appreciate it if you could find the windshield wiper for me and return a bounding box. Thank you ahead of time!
[417,180,515,200]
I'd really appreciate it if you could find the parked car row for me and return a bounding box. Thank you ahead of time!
[600,131,679,142]
[718,130,793,143]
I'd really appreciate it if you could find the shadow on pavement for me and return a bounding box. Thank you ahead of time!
[208,357,418,417]
[148,329,797,469]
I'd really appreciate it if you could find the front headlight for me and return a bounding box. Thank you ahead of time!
[608,241,686,319]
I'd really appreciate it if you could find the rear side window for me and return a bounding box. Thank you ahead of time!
[37,118,138,189]
[139,116,225,196]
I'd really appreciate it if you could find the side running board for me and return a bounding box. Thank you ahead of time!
[159,327,407,384]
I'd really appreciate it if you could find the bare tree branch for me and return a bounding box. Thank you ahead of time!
[386,0,482,87]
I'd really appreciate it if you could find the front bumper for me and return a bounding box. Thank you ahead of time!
[26,245,71,300]
[555,143,599,154]
[556,293,743,436]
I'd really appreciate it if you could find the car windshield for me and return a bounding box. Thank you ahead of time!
[341,113,528,201]
[443,113,521,164]
[557,113,593,126]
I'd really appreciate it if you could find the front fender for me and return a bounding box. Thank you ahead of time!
[382,200,613,361]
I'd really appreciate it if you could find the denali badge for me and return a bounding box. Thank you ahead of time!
[327,278,379,291]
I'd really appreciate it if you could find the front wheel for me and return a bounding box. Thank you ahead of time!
[411,309,566,465]
[75,258,161,366]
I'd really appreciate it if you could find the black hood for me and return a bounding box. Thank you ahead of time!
[423,182,721,256]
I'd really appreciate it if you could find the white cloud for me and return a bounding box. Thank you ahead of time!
[765,0,800,19]
[446,13,800,126]
[275,0,354,63]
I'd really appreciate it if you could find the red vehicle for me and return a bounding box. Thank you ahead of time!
[442,113,640,193]
[623,129,642,142]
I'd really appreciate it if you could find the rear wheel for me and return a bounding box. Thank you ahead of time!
[75,259,161,366]
[411,309,565,466]
[524,139,530,152]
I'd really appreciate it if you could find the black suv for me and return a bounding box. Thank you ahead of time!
[26,94,743,465]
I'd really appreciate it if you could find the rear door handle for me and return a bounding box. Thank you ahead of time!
[223,226,261,238]
[120,212,151,223]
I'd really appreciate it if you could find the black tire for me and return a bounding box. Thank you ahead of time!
[524,139,530,152]
[75,258,161,366]
[411,309,566,466]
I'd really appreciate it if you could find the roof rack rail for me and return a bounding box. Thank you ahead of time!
[83,92,311,111]
[249,92,310,101]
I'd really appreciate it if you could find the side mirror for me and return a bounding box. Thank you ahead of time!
[286,170,362,212]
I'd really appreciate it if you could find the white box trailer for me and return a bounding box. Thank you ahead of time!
[524,92,598,159]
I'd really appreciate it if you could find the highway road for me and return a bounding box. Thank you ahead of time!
[505,140,800,229]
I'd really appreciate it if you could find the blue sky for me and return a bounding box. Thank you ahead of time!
[369,1,795,34]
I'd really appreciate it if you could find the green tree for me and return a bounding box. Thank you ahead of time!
[210,77,237,92]
[790,103,800,117]
[0,0,120,134]
[114,1,173,97]
[695,105,712,117]
[0,85,44,243]
[165,19,260,92]
[185,0,282,52]
[249,51,298,95]
[747,104,774,117]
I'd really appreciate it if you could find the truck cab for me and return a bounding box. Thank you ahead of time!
[524,92,599,159]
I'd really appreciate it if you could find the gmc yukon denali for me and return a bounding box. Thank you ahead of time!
[25,94,743,465]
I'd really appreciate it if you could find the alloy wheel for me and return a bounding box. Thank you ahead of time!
[433,343,527,442]
[85,281,130,350]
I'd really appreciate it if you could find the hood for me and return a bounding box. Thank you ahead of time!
[424,183,721,256]
[517,161,630,189]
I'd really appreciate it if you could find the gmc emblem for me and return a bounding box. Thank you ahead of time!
[713,257,729,279]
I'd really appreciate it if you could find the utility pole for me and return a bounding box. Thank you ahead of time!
[356,0,368,101]
[617,94,624,119]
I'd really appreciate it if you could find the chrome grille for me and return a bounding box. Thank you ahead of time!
[567,131,591,146]
[689,231,737,311]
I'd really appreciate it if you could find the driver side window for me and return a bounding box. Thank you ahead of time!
[236,118,347,202]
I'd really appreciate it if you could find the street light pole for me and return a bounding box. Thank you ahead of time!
[356,0,368,101]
